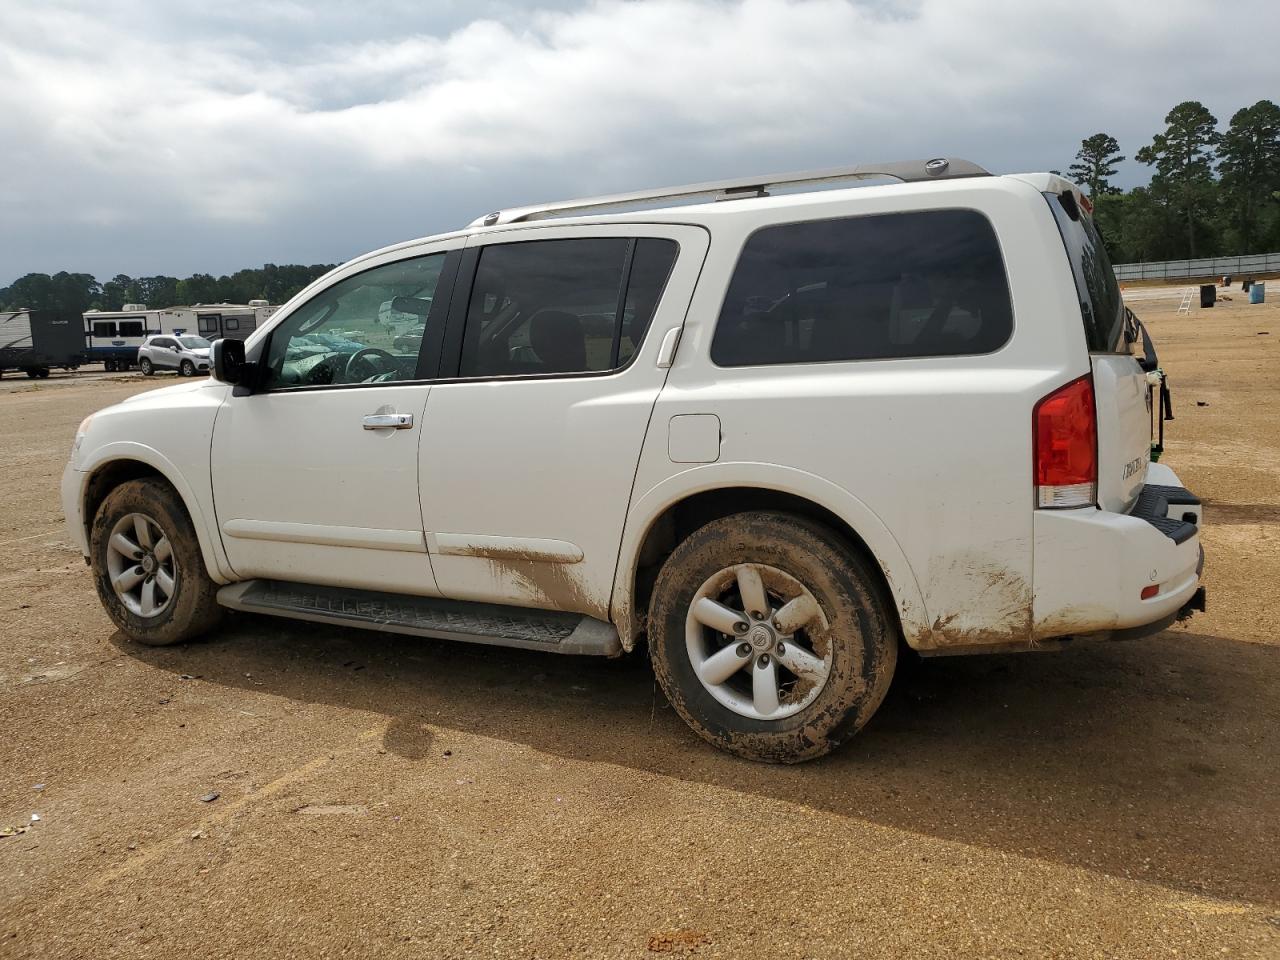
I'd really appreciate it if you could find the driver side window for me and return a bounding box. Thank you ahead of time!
[264,253,446,390]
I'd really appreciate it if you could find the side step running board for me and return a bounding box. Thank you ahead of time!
[217,579,622,657]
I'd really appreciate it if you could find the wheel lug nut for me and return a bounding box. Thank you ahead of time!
[737,643,751,657]
[757,654,770,668]
[733,621,749,634]
[750,611,764,621]
[776,642,785,656]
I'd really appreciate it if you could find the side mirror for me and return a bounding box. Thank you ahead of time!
[212,337,247,385]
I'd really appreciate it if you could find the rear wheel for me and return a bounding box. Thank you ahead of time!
[179,359,195,377]
[89,478,223,645]
[648,511,897,763]
[139,357,154,376]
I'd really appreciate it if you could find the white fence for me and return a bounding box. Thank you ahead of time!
[1113,252,1280,282]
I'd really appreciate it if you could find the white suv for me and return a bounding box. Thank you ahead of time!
[137,334,212,377]
[63,159,1205,762]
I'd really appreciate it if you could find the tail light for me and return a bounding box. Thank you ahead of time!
[1034,375,1097,508]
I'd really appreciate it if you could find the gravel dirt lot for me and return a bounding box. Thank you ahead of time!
[2,294,1279,959]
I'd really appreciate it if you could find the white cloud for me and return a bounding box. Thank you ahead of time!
[0,0,1276,280]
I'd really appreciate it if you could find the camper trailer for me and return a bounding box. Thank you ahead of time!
[0,310,86,377]
[83,302,277,369]
[174,301,277,342]
[82,305,192,370]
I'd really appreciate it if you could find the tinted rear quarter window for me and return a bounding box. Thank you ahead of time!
[711,209,1013,367]
[1046,193,1126,353]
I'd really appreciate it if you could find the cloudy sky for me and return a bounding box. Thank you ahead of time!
[1,0,1276,284]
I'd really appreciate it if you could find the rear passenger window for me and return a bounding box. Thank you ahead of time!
[711,210,1013,367]
[459,237,678,377]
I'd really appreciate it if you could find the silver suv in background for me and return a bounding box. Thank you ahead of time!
[137,335,212,377]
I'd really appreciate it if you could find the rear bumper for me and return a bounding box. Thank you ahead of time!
[1032,462,1204,640]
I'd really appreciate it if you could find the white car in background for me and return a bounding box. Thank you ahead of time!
[137,334,212,377]
[62,158,1206,763]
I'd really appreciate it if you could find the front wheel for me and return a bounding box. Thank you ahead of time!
[139,357,154,376]
[648,511,897,763]
[179,359,195,377]
[89,478,223,645]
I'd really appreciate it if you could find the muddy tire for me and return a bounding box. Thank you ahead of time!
[89,478,223,645]
[648,511,897,763]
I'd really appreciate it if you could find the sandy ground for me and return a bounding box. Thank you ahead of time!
[1,296,1278,959]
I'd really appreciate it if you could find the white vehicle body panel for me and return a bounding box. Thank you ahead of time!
[620,178,1086,650]
[210,383,438,594]
[1091,354,1151,512]
[207,235,466,595]
[62,168,1203,660]
[418,224,709,619]
[64,379,235,581]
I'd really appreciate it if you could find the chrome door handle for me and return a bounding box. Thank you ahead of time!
[656,327,682,368]
[362,413,413,430]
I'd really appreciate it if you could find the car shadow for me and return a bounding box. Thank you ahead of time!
[108,616,1280,906]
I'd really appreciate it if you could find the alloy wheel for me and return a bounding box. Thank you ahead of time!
[105,512,177,618]
[684,563,832,720]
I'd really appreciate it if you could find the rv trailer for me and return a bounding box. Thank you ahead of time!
[0,310,86,378]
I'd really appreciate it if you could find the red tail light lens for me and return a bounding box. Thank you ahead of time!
[1034,375,1097,509]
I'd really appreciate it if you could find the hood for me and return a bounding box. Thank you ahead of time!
[120,378,216,404]
[191,349,210,358]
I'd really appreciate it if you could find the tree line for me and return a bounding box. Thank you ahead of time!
[1067,99,1280,263]
[0,263,336,317]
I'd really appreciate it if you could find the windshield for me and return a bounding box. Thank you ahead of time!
[179,336,211,349]
[1046,192,1126,353]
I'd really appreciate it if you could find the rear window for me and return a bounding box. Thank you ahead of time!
[711,209,1013,367]
[119,320,145,338]
[1046,193,1126,353]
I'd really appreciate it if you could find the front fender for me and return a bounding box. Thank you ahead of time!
[77,442,235,584]
[611,462,930,650]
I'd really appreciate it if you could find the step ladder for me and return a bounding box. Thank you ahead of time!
[1177,287,1193,314]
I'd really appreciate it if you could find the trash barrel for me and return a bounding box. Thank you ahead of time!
[1242,279,1253,292]
[1200,284,1216,308]
[1222,274,1232,286]
[1250,282,1266,304]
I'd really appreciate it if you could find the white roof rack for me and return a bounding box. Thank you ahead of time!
[470,157,991,227]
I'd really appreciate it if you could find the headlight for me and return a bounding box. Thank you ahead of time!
[72,414,94,458]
